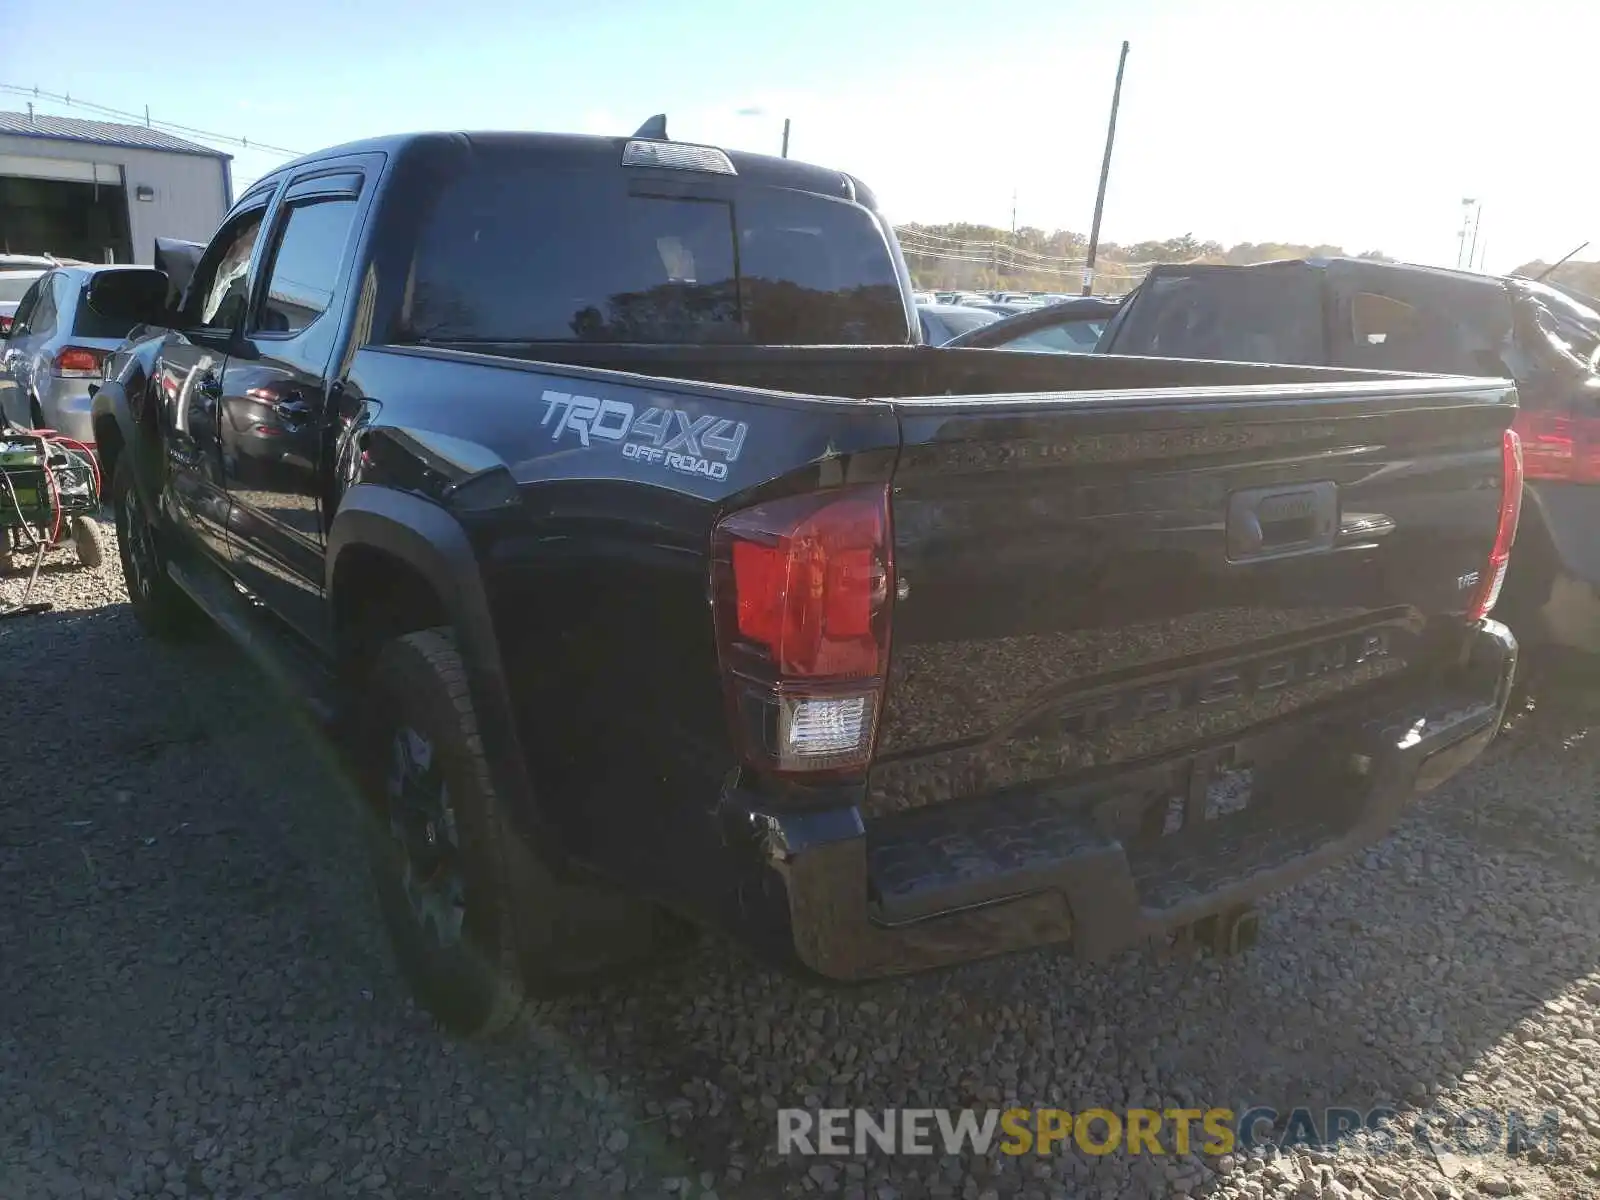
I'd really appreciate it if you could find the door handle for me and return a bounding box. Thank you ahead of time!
[196,377,222,411]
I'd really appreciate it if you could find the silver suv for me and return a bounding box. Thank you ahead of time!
[1,264,163,443]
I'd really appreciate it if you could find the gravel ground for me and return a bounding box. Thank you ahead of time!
[4,517,1600,1199]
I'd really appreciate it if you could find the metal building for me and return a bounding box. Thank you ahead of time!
[0,111,232,265]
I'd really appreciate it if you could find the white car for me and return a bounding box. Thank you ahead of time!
[0,269,45,336]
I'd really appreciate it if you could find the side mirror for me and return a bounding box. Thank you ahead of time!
[85,268,174,329]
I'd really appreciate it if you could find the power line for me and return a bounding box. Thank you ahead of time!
[0,84,304,159]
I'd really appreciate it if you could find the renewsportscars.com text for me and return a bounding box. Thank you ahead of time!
[778,1106,1563,1158]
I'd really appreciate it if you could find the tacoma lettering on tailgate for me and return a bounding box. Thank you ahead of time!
[1028,625,1395,738]
[540,390,748,481]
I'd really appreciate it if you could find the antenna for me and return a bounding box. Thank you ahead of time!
[633,114,668,140]
[1535,242,1589,281]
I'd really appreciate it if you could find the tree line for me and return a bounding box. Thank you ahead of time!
[899,224,1393,294]
[1510,260,1600,305]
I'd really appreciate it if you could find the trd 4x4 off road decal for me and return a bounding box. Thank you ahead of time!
[540,390,748,481]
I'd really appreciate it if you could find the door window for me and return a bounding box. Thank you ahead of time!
[7,276,46,336]
[256,198,358,334]
[187,209,266,331]
[27,272,58,337]
[51,273,78,330]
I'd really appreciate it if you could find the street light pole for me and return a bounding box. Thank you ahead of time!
[1082,41,1130,296]
[1456,198,1476,268]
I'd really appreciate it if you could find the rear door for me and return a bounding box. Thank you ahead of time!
[218,161,371,643]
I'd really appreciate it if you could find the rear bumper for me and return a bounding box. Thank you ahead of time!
[38,377,97,445]
[732,620,1516,981]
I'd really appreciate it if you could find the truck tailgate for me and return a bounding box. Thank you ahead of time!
[864,375,1515,922]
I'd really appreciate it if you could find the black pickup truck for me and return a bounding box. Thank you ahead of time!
[89,126,1520,1034]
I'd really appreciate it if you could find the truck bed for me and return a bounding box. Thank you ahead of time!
[442,339,1415,398]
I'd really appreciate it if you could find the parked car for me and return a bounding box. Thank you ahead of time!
[0,253,71,271]
[92,126,1516,1035]
[0,268,44,336]
[946,295,1122,353]
[917,302,1001,344]
[0,264,167,443]
[1096,258,1594,676]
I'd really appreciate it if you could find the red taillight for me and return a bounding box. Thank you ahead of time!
[0,316,11,334]
[1466,428,1523,622]
[55,346,105,377]
[712,484,893,775]
[1510,409,1600,482]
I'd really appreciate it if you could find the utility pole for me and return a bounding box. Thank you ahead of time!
[781,118,790,158]
[1082,40,1129,296]
[1456,198,1475,268]
[1011,188,1018,236]
[1467,202,1483,271]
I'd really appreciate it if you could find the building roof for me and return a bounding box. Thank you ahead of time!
[0,111,232,161]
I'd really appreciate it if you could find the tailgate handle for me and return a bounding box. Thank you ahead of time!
[1227,482,1338,562]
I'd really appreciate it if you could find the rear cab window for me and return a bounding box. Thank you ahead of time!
[398,158,908,345]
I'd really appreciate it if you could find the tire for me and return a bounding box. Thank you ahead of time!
[358,628,683,1035]
[71,515,104,569]
[359,628,531,1036]
[111,454,198,638]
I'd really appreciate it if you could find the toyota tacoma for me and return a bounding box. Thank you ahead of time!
[87,122,1521,1034]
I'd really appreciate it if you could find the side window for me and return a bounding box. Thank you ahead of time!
[185,209,266,332]
[8,277,45,335]
[256,198,359,334]
[1351,292,1418,347]
[999,320,1105,354]
[52,273,77,329]
[29,273,59,336]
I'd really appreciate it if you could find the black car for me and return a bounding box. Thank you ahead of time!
[946,295,1122,352]
[1098,257,1600,674]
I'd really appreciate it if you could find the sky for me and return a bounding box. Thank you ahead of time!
[10,0,1600,274]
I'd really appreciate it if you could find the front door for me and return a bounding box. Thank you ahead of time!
[154,204,269,567]
[218,169,366,644]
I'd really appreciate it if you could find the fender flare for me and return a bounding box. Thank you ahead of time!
[326,484,552,853]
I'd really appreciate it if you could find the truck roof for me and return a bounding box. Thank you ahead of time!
[260,130,881,211]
